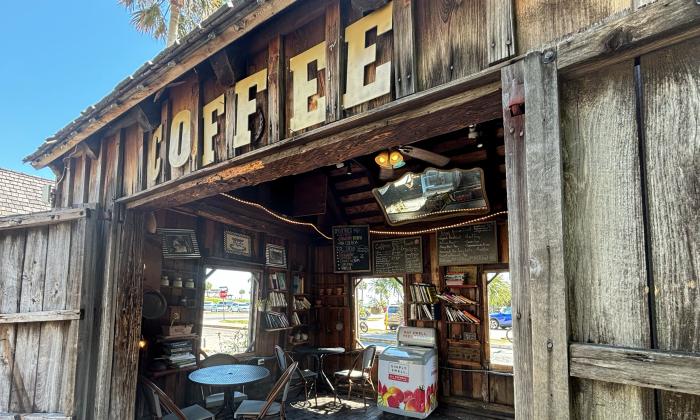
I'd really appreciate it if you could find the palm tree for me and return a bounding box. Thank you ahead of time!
[119,0,224,46]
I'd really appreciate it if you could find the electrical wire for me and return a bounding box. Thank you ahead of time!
[218,193,507,240]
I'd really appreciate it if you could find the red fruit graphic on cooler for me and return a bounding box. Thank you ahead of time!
[385,386,404,408]
[414,387,426,402]
[404,397,419,412]
[403,390,413,401]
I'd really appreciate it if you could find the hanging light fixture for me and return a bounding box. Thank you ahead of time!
[375,149,405,169]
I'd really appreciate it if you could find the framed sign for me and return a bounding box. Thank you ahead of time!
[373,168,489,226]
[158,228,201,259]
[332,225,371,273]
[224,231,252,258]
[437,222,498,266]
[265,244,287,268]
[372,237,423,275]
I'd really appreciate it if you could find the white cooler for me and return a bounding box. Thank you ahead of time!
[378,326,438,418]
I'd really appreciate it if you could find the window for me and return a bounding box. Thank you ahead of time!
[201,268,258,354]
[354,277,404,350]
[486,271,513,368]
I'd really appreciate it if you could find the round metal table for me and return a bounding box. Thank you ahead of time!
[189,364,270,415]
[294,347,345,405]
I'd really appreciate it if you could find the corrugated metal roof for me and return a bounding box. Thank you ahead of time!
[0,168,55,216]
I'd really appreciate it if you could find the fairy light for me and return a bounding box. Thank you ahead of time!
[218,193,508,240]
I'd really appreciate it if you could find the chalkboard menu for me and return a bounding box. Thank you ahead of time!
[373,237,423,275]
[437,222,498,266]
[333,225,371,273]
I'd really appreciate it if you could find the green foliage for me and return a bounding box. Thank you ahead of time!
[488,274,512,311]
[205,281,213,291]
[369,277,403,306]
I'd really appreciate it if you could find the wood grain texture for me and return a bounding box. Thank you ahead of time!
[560,61,654,419]
[487,0,516,64]
[641,38,700,419]
[325,0,342,122]
[392,0,417,97]
[0,208,88,231]
[570,344,700,396]
[502,61,534,420]
[515,0,630,53]
[522,52,569,420]
[415,0,487,91]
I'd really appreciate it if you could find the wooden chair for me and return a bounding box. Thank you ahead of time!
[234,362,298,419]
[140,376,215,420]
[333,345,377,409]
[198,353,248,409]
[273,345,318,406]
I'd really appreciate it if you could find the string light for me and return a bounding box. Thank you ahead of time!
[218,193,508,240]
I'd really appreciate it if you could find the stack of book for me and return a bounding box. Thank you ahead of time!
[291,312,302,326]
[294,297,311,310]
[437,292,477,306]
[269,272,287,290]
[444,307,481,324]
[409,303,439,320]
[161,340,196,369]
[445,272,466,286]
[408,283,438,304]
[268,291,287,308]
[265,311,290,329]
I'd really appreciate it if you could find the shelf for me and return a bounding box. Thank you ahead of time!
[409,319,437,322]
[294,293,311,296]
[155,334,199,343]
[447,339,481,347]
[266,266,288,271]
[446,284,478,289]
[264,327,293,332]
[268,289,288,292]
[148,365,198,378]
[447,359,481,368]
[446,321,481,325]
[292,324,308,328]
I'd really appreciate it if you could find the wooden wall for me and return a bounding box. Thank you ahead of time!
[560,38,699,419]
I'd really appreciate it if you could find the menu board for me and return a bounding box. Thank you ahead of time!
[437,222,498,266]
[332,225,371,273]
[373,237,423,275]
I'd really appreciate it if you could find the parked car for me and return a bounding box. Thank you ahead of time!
[236,302,251,312]
[384,305,403,330]
[489,307,512,329]
[203,302,216,312]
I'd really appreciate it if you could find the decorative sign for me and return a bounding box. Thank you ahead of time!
[265,243,287,268]
[372,237,423,275]
[332,225,371,273]
[158,228,201,259]
[373,168,490,226]
[437,222,498,266]
[224,231,252,258]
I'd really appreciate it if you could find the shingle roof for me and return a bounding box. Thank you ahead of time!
[0,168,55,217]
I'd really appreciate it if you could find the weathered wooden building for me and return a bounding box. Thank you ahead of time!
[1,0,698,419]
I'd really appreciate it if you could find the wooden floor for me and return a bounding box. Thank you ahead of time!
[284,394,511,420]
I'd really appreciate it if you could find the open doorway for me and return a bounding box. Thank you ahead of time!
[200,267,258,354]
[486,271,513,368]
[354,277,404,349]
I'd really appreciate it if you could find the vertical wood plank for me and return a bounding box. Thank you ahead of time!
[0,230,26,412]
[33,223,72,413]
[70,155,85,206]
[268,36,283,143]
[487,0,516,64]
[522,51,569,420]
[560,62,654,420]
[88,140,105,204]
[325,0,342,122]
[10,227,49,413]
[641,38,700,420]
[392,0,417,98]
[502,60,534,420]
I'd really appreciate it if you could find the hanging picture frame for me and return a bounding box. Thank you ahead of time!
[265,244,287,268]
[224,230,252,258]
[158,228,201,259]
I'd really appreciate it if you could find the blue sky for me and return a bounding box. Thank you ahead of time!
[0,1,163,179]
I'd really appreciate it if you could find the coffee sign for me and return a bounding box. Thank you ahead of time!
[146,3,393,184]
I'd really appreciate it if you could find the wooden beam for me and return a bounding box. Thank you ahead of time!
[0,208,91,231]
[0,310,81,324]
[570,344,700,396]
[209,50,236,86]
[120,65,506,210]
[486,0,516,64]
[28,0,299,169]
[392,0,417,98]
[557,0,700,76]
[522,51,570,420]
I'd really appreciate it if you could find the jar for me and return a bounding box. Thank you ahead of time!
[160,276,170,287]
[184,279,195,288]
[173,277,183,288]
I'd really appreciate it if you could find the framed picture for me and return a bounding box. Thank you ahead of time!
[158,228,200,259]
[265,244,287,268]
[224,231,252,258]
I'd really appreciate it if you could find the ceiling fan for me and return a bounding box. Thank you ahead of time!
[375,145,450,180]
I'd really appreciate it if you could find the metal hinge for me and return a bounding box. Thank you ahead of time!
[508,79,525,117]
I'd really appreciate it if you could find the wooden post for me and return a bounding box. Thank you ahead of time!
[392,0,416,98]
[503,52,571,419]
[486,0,515,64]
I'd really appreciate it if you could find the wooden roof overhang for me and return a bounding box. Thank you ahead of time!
[117,68,505,210]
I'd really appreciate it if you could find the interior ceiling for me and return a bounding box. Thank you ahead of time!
[189,118,507,235]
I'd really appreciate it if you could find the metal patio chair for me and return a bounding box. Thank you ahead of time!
[141,376,215,420]
[198,353,248,409]
[273,345,318,406]
[234,361,297,419]
[333,345,377,409]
